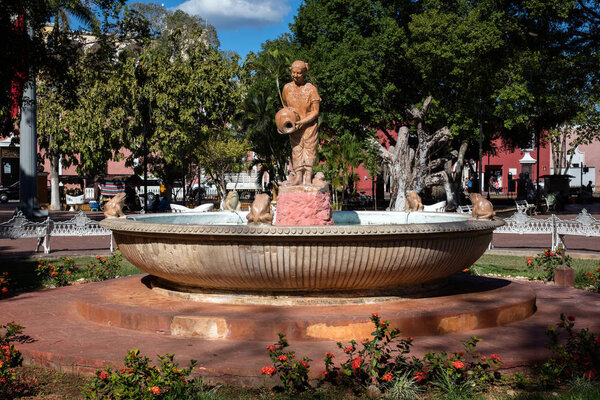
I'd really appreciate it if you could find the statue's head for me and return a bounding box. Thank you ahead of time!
[291,60,308,84]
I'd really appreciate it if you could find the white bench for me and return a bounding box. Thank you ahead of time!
[170,203,214,213]
[456,205,473,214]
[515,200,536,215]
[423,200,447,212]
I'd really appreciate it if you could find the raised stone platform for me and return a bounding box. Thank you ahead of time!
[274,184,333,226]
[11,273,600,386]
[74,275,535,341]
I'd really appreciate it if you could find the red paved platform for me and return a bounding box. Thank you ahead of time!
[2,274,600,385]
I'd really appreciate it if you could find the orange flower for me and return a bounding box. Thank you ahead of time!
[371,313,379,318]
[453,360,465,369]
[414,371,425,382]
[150,386,160,394]
[481,356,487,361]
[102,258,107,262]
[1,287,7,294]
[96,256,101,259]
[381,372,393,382]
[491,354,500,361]
[322,370,329,376]
[278,355,288,362]
[325,352,335,359]
[351,356,363,370]
[261,366,275,375]
[266,345,276,351]
[298,361,308,369]
[344,346,354,353]
[98,370,109,380]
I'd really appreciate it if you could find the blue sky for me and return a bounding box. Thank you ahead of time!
[154,0,302,58]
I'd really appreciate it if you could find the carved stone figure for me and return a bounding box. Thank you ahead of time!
[246,193,274,224]
[405,190,424,212]
[278,60,321,186]
[104,192,127,218]
[222,191,241,211]
[469,193,495,220]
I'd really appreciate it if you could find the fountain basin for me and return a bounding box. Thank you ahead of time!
[100,211,503,293]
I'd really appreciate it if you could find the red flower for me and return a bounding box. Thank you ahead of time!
[98,370,109,380]
[322,370,329,376]
[407,336,413,341]
[266,345,276,351]
[382,372,393,382]
[102,258,107,262]
[325,352,335,359]
[351,356,363,370]
[150,386,160,394]
[372,312,379,318]
[527,258,533,264]
[96,256,101,259]
[1,287,7,294]
[491,354,500,361]
[453,360,465,369]
[462,268,468,272]
[458,351,465,357]
[278,355,288,362]
[344,346,354,353]
[584,370,595,379]
[414,371,425,382]
[567,315,576,321]
[66,271,71,275]
[298,361,308,369]
[260,366,276,376]
[481,356,487,361]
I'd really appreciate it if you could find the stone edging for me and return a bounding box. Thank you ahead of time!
[100,217,504,237]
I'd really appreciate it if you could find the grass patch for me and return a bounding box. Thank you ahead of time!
[0,254,142,291]
[472,254,600,289]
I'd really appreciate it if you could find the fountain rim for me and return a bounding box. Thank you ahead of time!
[100,212,504,237]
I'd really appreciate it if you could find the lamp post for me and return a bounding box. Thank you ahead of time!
[478,98,483,193]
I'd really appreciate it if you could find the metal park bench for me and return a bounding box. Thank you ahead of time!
[515,200,537,215]
[456,205,473,214]
[0,210,113,254]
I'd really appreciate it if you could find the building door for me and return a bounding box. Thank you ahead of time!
[1,158,19,186]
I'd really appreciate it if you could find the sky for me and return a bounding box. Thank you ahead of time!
[153,0,302,58]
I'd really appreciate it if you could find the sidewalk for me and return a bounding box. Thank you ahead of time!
[1,201,599,260]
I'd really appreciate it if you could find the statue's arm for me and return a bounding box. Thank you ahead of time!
[296,89,320,130]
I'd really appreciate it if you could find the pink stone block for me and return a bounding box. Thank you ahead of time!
[274,191,334,226]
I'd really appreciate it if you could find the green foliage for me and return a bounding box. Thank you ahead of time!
[581,266,600,292]
[36,259,78,287]
[262,334,311,393]
[381,371,423,400]
[526,248,571,282]
[541,314,600,386]
[86,250,124,282]
[85,349,212,399]
[0,322,36,398]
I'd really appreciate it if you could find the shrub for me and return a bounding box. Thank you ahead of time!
[422,336,501,392]
[0,322,36,398]
[540,313,599,386]
[85,349,209,399]
[86,251,124,282]
[0,271,11,297]
[262,333,311,392]
[36,258,77,287]
[382,371,423,400]
[333,313,419,389]
[582,267,600,292]
[527,247,571,281]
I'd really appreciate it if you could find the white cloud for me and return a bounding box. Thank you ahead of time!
[175,0,292,30]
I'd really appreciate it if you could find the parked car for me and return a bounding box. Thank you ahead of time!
[0,181,19,203]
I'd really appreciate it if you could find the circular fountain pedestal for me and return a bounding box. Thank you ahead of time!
[76,274,535,341]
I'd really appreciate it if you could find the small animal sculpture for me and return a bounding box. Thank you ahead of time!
[405,190,424,212]
[222,190,241,211]
[104,192,127,218]
[469,193,496,220]
[246,193,274,224]
[312,171,328,188]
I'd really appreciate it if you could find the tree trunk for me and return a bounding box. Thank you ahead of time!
[50,152,61,211]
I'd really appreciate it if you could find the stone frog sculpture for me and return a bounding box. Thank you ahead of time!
[104,192,127,218]
[222,190,241,211]
[405,190,424,212]
[246,193,274,224]
[469,193,496,220]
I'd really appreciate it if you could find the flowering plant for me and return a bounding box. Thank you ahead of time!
[541,314,599,385]
[527,247,571,281]
[262,333,311,392]
[86,250,123,282]
[422,335,501,390]
[583,267,600,292]
[0,272,12,297]
[333,313,419,389]
[85,349,203,399]
[0,322,36,398]
[36,258,77,287]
